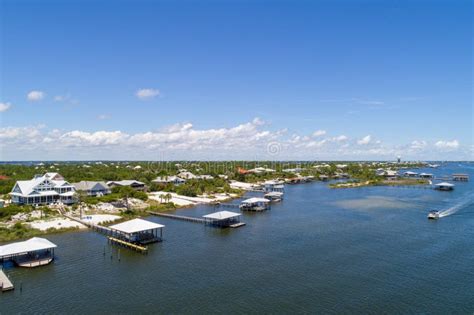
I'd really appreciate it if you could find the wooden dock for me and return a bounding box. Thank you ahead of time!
[148,211,206,223]
[0,270,14,292]
[107,237,148,253]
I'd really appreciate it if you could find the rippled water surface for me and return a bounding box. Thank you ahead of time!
[2,163,474,314]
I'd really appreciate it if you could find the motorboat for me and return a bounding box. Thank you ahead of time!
[427,210,440,220]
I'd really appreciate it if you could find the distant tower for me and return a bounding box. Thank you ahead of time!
[397,156,401,163]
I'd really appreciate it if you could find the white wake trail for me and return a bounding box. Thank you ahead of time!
[438,193,474,218]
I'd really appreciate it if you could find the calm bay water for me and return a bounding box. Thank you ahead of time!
[2,163,474,314]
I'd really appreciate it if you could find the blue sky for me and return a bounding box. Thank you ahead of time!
[0,0,472,160]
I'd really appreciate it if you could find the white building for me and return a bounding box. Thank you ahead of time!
[152,176,186,185]
[10,173,76,205]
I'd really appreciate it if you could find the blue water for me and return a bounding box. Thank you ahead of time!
[2,162,473,313]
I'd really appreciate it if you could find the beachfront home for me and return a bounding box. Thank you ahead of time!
[240,197,271,211]
[10,173,76,205]
[0,237,57,268]
[72,181,110,196]
[434,182,454,191]
[403,171,418,177]
[177,171,197,180]
[152,176,186,185]
[203,211,243,228]
[229,180,262,191]
[109,218,165,244]
[107,180,146,191]
[377,170,398,180]
[452,174,469,182]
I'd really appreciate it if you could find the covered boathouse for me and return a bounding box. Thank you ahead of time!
[109,218,165,245]
[203,211,244,228]
[434,182,455,191]
[240,197,271,211]
[452,174,469,181]
[0,237,57,268]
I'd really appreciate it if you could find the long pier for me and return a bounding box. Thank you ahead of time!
[0,270,14,292]
[147,211,205,223]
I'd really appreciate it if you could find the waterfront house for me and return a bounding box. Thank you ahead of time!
[452,174,469,181]
[0,237,57,268]
[10,173,76,205]
[107,180,146,191]
[240,197,271,211]
[229,180,262,191]
[378,170,398,180]
[434,182,454,191]
[72,181,110,196]
[403,171,418,177]
[203,211,243,228]
[177,171,197,180]
[109,218,165,244]
[152,176,186,185]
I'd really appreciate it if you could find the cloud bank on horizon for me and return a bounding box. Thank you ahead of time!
[0,1,472,161]
[0,118,470,161]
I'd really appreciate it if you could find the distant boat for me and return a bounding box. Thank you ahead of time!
[428,210,440,220]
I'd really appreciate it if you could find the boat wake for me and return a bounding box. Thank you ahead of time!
[438,193,474,218]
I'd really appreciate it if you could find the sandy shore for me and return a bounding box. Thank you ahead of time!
[79,214,122,225]
[148,192,238,206]
[28,218,87,231]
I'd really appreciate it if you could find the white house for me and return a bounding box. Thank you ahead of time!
[10,173,76,205]
[152,176,186,185]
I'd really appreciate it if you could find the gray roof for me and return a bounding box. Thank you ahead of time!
[73,181,109,191]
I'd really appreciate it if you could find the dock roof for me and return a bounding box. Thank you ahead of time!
[435,182,454,187]
[203,211,241,221]
[242,197,270,204]
[110,218,164,234]
[0,237,57,258]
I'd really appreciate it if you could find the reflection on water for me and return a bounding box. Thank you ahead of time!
[333,195,412,211]
[2,163,474,314]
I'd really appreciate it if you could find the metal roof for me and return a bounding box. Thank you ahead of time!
[110,218,165,234]
[0,237,57,259]
[203,211,241,220]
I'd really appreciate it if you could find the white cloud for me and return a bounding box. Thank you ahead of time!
[0,120,471,160]
[97,114,110,120]
[357,100,384,106]
[312,130,326,137]
[435,140,459,150]
[357,135,372,145]
[136,88,160,100]
[27,90,45,101]
[332,135,348,142]
[410,140,427,150]
[0,102,11,112]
